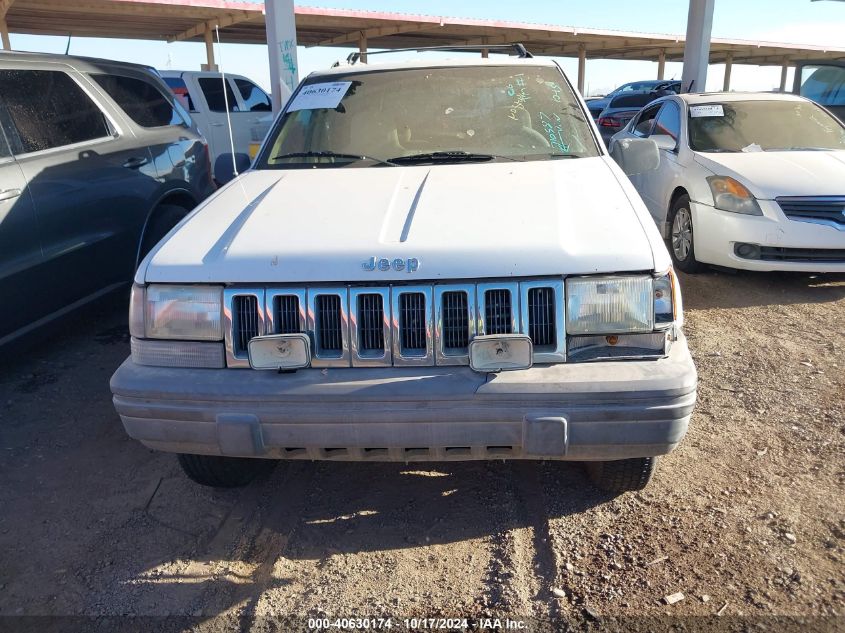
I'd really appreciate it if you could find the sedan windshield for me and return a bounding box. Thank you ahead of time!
[259,65,599,168]
[688,100,845,152]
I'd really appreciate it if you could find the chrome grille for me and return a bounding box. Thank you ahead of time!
[274,295,301,334]
[225,279,565,367]
[316,294,343,355]
[528,287,556,348]
[399,292,426,354]
[484,289,513,334]
[441,291,469,350]
[777,196,845,228]
[233,295,260,355]
[357,294,385,352]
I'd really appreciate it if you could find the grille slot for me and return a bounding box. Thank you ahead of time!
[399,292,426,354]
[233,295,260,355]
[484,289,513,334]
[357,293,385,353]
[442,291,469,350]
[527,287,556,348]
[274,295,301,334]
[315,294,343,355]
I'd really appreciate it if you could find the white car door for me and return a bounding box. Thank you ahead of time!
[638,100,685,230]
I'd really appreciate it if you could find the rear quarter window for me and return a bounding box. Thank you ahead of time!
[93,74,186,128]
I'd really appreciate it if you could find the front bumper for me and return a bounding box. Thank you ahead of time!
[691,200,845,272]
[110,334,697,462]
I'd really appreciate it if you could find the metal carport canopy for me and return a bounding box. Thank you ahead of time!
[3,0,844,66]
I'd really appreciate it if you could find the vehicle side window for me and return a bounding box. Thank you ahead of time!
[198,77,240,113]
[652,101,681,142]
[234,78,272,112]
[633,104,661,137]
[0,69,111,153]
[92,74,186,128]
[163,77,197,112]
[800,65,845,107]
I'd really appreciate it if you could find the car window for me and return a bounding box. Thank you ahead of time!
[198,77,240,113]
[633,104,661,136]
[234,78,272,112]
[261,65,600,168]
[800,65,845,107]
[92,74,186,128]
[652,101,681,142]
[0,69,111,154]
[163,77,197,112]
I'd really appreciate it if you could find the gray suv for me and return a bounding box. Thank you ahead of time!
[0,51,215,346]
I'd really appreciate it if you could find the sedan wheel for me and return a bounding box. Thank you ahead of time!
[671,206,693,261]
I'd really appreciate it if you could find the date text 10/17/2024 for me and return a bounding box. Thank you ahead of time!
[307,618,528,630]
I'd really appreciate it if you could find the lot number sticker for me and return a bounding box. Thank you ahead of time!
[689,104,724,118]
[288,81,352,111]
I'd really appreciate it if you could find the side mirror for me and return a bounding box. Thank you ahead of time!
[610,137,660,176]
[214,152,252,185]
[651,134,677,152]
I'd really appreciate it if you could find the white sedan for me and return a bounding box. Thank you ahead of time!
[609,92,845,273]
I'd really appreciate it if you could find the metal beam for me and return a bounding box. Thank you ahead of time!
[577,43,586,94]
[0,17,9,50]
[681,0,715,93]
[723,52,732,91]
[0,0,14,18]
[311,23,432,47]
[167,11,255,43]
[203,28,217,71]
[266,0,298,113]
[779,57,790,91]
[358,32,367,64]
[657,49,666,79]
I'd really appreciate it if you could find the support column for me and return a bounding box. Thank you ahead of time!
[203,28,217,71]
[723,52,733,91]
[265,0,299,113]
[657,49,666,80]
[779,58,790,92]
[358,32,367,63]
[577,44,586,94]
[0,0,11,51]
[681,0,715,93]
[481,48,489,59]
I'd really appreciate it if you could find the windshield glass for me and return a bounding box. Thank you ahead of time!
[259,65,598,168]
[688,100,845,152]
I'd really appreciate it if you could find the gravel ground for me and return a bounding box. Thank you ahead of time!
[0,270,843,632]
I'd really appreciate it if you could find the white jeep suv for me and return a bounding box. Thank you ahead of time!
[110,52,697,492]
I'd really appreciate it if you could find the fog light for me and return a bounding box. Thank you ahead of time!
[469,335,533,372]
[248,334,311,370]
[735,243,761,259]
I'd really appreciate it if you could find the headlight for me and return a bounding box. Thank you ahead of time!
[707,175,762,215]
[142,284,223,340]
[566,273,679,335]
[566,275,653,335]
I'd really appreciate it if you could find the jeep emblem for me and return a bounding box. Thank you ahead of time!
[362,256,420,273]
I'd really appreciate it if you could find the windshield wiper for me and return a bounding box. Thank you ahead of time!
[271,151,397,166]
[548,153,581,159]
[387,151,520,164]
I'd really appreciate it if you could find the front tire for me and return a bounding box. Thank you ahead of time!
[177,454,275,488]
[667,195,706,273]
[139,203,191,262]
[585,457,657,493]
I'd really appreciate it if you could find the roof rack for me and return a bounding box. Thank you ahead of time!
[346,43,533,65]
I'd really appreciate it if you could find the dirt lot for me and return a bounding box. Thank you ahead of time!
[0,271,843,632]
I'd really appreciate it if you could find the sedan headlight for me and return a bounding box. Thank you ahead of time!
[707,175,762,216]
[132,284,224,340]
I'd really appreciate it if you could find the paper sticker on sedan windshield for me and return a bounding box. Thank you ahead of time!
[689,104,724,118]
[288,81,352,111]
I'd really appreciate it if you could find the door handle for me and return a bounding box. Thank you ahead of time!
[0,188,21,202]
[122,156,149,169]
[210,122,225,127]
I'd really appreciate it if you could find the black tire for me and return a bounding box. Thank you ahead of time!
[177,453,275,488]
[139,203,191,262]
[585,457,657,493]
[667,194,706,274]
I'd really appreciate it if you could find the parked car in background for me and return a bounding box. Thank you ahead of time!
[586,79,681,119]
[0,51,215,347]
[161,71,287,169]
[112,52,696,494]
[609,92,845,273]
[596,90,671,145]
[793,60,845,122]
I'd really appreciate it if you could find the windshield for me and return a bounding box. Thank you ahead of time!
[259,65,599,168]
[688,100,845,152]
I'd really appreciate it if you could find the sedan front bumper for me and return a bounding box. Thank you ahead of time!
[110,334,697,462]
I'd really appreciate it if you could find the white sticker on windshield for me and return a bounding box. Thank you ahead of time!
[690,104,724,118]
[287,81,352,112]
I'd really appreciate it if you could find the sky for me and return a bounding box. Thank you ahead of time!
[7,0,845,96]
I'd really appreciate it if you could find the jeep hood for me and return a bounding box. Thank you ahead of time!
[143,157,659,283]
